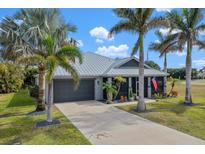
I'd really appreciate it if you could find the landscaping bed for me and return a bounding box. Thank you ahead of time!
[0,90,90,145]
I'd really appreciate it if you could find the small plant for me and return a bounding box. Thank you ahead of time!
[102,82,117,104]
[169,91,178,97]
[128,88,134,101]
[167,78,177,97]
[153,93,163,99]
[133,93,137,100]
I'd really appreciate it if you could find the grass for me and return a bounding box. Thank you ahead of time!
[0,90,90,145]
[117,79,205,140]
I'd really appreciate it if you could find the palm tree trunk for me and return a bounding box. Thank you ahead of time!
[47,81,53,122]
[137,33,146,112]
[36,64,46,111]
[114,84,121,100]
[164,53,167,73]
[164,53,167,97]
[185,40,192,104]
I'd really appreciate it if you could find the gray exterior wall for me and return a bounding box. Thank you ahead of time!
[47,75,166,103]
[95,77,103,100]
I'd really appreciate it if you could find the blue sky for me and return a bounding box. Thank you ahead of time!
[0,8,205,69]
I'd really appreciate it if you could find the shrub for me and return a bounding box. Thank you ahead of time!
[0,63,25,93]
[128,88,133,98]
[145,60,161,70]
[28,85,39,98]
[152,93,163,99]
[23,67,38,88]
[167,68,198,79]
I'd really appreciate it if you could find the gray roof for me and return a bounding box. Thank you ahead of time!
[54,52,167,78]
[105,68,167,77]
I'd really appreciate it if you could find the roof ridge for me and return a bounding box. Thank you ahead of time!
[84,52,114,61]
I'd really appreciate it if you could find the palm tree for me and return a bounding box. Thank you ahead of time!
[0,9,77,111]
[102,82,117,104]
[166,9,205,105]
[149,30,179,73]
[113,76,126,99]
[109,9,166,111]
[34,35,83,122]
[18,35,82,122]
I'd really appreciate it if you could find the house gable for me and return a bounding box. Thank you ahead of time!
[119,59,139,68]
[117,58,150,69]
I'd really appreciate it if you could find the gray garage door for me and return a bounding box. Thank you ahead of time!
[53,79,95,103]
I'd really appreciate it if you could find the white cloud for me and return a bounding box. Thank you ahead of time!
[175,51,186,56]
[156,8,172,12]
[193,59,205,67]
[89,26,114,41]
[159,28,170,35]
[96,39,104,44]
[199,30,205,36]
[15,19,23,25]
[179,63,185,67]
[159,28,181,36]
[77,40,84,47]
[95,44,129,58]
[154,39,160,43]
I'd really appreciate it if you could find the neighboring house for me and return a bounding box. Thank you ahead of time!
[198,67,205,79]
[45,52,168,103]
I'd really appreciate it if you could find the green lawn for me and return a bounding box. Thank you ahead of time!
[117,79,205,140]
[0,90,90,145]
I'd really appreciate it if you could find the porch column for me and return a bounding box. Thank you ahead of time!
[163,76,167,94]
[128,77,132,94]
[128,77,132,90]
[108,77,112,84]
[148,77,151,98]
[135,77,138,96]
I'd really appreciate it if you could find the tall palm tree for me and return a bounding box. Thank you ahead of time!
[109,9,166,111]
[18,35,82,122]
[149,30,179,73]
[0,9,77,111]
[166,9,205,105]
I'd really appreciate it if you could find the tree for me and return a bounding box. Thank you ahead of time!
[109,9,166,111]
[0,9,77,111]
[18,35,82,122]
[167,68,198,79]
[113,76,126,99]
[23,67,38,88]
[145,60,161,70]
[167,68,186,79]
[0,63,25,93]
[149,30,179,73]
[102,82,117,104]
[166,9,205,104]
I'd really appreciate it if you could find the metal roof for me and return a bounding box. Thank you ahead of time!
[105,68,167,77]
[54,52,167,78]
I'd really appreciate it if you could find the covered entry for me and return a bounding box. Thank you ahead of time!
[53,79,95,103]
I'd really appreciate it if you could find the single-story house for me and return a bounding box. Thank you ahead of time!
[45,52,168,103]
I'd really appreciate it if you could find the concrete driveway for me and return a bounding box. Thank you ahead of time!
[55,101,205,145]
